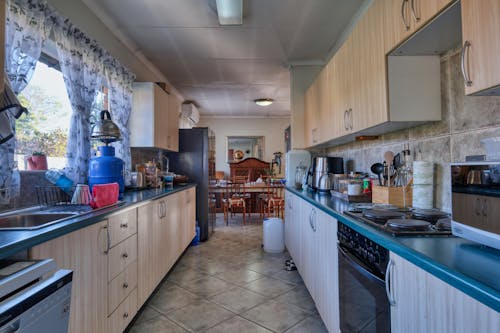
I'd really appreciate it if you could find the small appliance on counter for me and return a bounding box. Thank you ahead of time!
[451,161,500,250]
[88,110,124,197]
[0,258,73,333]
[309,156,344,191]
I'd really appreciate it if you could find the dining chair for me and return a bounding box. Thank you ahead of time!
[223,182,247,225]
[260,184,285,219]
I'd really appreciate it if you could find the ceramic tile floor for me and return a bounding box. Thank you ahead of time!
[127,213,328,333]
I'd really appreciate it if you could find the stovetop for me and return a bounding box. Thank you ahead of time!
[344,204,452,236]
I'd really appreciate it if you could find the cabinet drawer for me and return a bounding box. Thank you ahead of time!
[108,208,137,247]
[108,260,137,315]
[108,234,137,281]
[108,288,137,333]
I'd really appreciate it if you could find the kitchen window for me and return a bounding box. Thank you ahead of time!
[15,53,109,171]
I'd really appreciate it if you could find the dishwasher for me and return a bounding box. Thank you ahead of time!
[337,222,391,332]
[0,259,72,333]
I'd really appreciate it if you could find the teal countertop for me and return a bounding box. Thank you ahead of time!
[0,184,196,260]
[286,187,500,312]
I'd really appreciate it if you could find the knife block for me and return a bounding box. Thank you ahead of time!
[372,185,412,207]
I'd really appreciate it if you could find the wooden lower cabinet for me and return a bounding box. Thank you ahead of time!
[285,194,340,333]
[137,189,196,308]
[30,188,196,333]
[389,252,500,333]
[30,220,109,333]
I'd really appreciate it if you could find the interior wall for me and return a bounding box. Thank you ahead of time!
[324,48,500,212]
[197,117,291,177]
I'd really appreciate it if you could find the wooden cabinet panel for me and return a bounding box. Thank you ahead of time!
[167,93,180,152]
[108,234,137,281]
[108,288,138,333]
[390,252,500,332]
[137,200,161,306]
[108,261,137,315]
[184,187,196,246]
[108,207,137,248]
[304,80,320,147]
[30,221,109,333]
[462,0,500,95]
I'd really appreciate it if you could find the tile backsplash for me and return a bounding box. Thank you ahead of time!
[324,48,500,212]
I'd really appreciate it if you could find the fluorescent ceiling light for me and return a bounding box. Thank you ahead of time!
[216,0,243,25]
[254,98,274,107]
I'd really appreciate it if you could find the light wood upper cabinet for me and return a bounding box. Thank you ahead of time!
[304,79,320,147]
[30,221,109,333]
[130,82,178,151]
[461,0,500,95]
[389,252,500,333]
[384,0,454,53]
[167,93,180,152]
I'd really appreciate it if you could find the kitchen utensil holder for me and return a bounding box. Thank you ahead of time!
[371,185,412,207]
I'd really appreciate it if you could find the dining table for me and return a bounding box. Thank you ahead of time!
[208,181,285,214]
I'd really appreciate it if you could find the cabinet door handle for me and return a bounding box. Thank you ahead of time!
[123,312,129,319]
[461,41,473,87]
[123,282,129,289]
[410,0,420,22]
[482,199,488,217]
[401,0,410,31]
[385,258,396,306]
[103,225,110,254]
[349,108,353,130]
[343,110,349,131]
[122,252,129,259]
[120,222,128,228]
[475,197,481,216]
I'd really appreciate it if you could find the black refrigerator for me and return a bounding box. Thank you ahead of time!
[167,128,212,241]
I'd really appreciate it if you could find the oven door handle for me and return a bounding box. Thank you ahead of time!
[337,244,384,285]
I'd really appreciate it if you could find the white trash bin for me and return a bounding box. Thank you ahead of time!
[263,217,284,253]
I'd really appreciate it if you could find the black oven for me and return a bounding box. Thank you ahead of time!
[338,222,390,332]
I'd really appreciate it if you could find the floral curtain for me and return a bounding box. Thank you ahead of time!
[105,58,136,175]
[51,19,105,184]
[0,0,49,204]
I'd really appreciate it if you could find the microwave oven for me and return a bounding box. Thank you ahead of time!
[451,162,500,250]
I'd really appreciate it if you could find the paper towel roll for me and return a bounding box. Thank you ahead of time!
[412,184,433,209]
[413,161,434,185]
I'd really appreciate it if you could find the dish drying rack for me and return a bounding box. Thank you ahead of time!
[35,186,93,213]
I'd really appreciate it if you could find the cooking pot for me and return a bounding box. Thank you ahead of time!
[91,110,121,144]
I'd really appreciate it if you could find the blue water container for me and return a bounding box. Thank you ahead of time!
[88,146,124,196]
[191,224,200,246]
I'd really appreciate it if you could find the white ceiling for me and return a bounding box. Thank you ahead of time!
[83,0,366,118]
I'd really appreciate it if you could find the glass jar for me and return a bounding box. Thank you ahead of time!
[295,164,307,190]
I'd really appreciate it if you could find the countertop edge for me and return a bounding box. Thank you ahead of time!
[0,184,197,259]
[286,187,500,312]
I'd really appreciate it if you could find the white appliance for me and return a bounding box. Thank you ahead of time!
[180,103,200,129]
[285,150,311,186]
[0,259,73,333]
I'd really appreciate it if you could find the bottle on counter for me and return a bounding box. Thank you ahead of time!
[45,169,74,194]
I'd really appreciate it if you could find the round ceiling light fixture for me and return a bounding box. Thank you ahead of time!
[254,98,274,107]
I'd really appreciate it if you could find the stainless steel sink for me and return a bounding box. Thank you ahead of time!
[0,212,79,230]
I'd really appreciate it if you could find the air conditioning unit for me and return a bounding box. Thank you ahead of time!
[181,103,200,124]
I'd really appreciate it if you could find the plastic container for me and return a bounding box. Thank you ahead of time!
[191,224,200,246]
[45,169,73,195]
[263,217,284,253]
